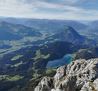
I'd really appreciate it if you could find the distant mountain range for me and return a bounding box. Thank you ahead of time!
[0,20,96,45]
[1,18,98,42]
[0,18,87,33]
[0,18,98,91]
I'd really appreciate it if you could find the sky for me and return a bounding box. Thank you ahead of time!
[0,0,98,20]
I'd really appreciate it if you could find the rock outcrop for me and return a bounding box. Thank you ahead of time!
[34,58,98,91]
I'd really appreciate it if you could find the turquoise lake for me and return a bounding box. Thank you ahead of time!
[46,54,73,68]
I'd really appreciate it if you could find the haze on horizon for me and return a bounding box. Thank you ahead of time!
[0,0,98,20]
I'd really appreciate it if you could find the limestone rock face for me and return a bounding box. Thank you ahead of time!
[81,78,98,91]
[34,58,98,91]
[34,77,53,91]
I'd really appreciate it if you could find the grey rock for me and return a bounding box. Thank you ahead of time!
[34,58,98,91]
[34,76,53,91]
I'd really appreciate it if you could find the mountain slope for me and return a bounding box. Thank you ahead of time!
[0,21,41,40]
[75,20,98,42]
[49,26,96,46]
[74,47,98,60]
[0,40,80,91]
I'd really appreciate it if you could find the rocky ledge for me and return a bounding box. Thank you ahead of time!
[34,58,98,91]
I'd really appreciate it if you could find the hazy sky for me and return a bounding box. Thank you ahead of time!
[0,0,98,20]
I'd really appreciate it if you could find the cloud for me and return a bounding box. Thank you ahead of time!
[0,0,34,17]
[0,0,98,20]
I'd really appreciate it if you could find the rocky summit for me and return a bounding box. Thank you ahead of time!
[34,58,98,91]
